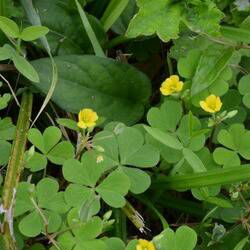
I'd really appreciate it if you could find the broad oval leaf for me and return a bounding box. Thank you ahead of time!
[20,25,49,41]
[29,55,151,124]
[0,16,19,38]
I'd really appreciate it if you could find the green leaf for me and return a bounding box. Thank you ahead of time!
[126,240,138,250]
[93,130,119,165]
[103,237,125,250]
[178,50,201,79]
[30,55,151,125]
[13,54,39,83]
[57,118,78,131]
[43,126,62,152]
[144,125,183,150]
[221,26,250,44]
[25,152,47,172]
[184,1,224,36]
[18,211,43,237]
[101,0,129,31]
[112,0,137,35]
[75,0,105,57]
[154,165,250,190]
[45,210,62,233]
[118,127,159,167]
[0,45,12,61]
[126,0,181,42]
[233,236,249,250]
[147,100,182,132]
[36,178,59,208]
[122,167,150,194]
[238,75,250,95]
[14,182,34,217]
[213,147,240,167]
[28,126,62,153]
[67,209,103,240]
[47,141,74,165]
[182,148,207,173]
[238,75,250,108]
[65,184,92,207]
[191,47,234,96]
[205,196,233,208]
[153,226,197,250]
[54,232,75,250]
[33,0,107,55]
[177,114,205,151]
[75,240,107,250]
[0,140,11,165]
[96,170,130,208]
[0,93,11,110]
[20,25,49,41]
[217,124,250,160]
[28,128,45,153]
[0,16,19,38]
[63,153,107,187]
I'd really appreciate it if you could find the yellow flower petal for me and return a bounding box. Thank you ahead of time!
[77,108,98,129]
[215,96,222,111]
[199,95,222,113]
[160,75,183,96]
[136,239,156,250]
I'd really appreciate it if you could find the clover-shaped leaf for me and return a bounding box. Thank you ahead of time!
[147,100,182,132]
[217,124,250,160]
[51,209,107,250]
[146,102,205,164]
[15,178,69,237]
[213,147,240,168]
[26,126,74,171]
[153,225,197,250]
[96,170,130,207]
[63,152,130,208]
[238,74,250,108]
[93,126,160,194]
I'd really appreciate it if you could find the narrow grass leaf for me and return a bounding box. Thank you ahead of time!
[101,0,129,31]
[75,0,106,58]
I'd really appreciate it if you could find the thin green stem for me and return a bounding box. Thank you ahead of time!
[114,208,127,242]
[105,35,132,49]
[2,92,33,250]
[167,52,173,75]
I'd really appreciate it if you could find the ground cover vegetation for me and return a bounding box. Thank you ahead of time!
[0,0,250,249]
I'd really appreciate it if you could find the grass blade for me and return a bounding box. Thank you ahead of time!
[153,165,250,190]
[75,0,106,58]
[101,0,129,31]
[20,0,58,127]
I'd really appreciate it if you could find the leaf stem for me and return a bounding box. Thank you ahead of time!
[114,208,127,242]
[2,91,33,250]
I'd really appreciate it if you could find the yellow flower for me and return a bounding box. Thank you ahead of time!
[136,239,156,250]
[199,95,222,113]
[77,108,98,129]
[160,75,183,96]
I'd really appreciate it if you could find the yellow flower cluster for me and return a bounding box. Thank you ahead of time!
[160,75,183,96]
[77,108,98,129]
[200,95,222,113]
[136,239,156,250]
